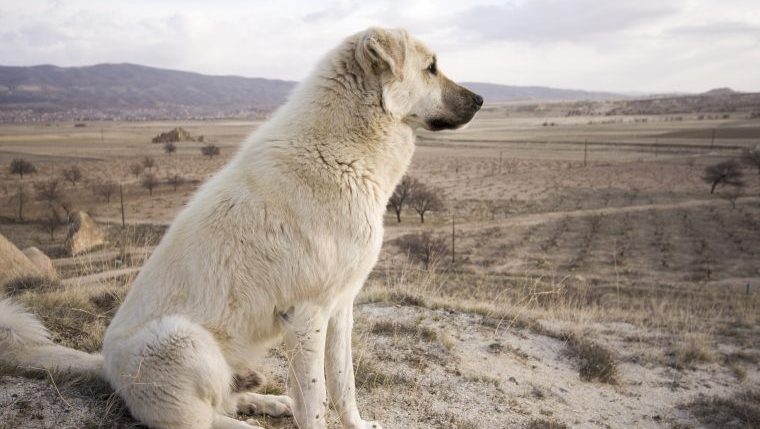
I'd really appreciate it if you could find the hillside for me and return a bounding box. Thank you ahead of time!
[606,88,760,115]
[0,63,633,122]
[0,63,295,121]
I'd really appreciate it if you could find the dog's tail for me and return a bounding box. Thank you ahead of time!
[0,298,104,379]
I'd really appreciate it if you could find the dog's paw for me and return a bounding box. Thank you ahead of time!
[238,393,293,417]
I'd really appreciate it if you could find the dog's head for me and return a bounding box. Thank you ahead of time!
[354,27,483,131]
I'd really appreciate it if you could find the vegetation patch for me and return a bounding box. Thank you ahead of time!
[685,390,760,429]
[526,418,570,429]
[559,332,618,384]
[370,321,438,342]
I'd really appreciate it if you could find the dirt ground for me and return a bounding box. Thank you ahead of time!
[1,109,759,428]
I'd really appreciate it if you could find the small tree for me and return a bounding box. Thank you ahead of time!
[34,178,63,208]
[387,176,419,223]
[141,173,159,196]
[10,158,36,179]
[741,146,760,175]
[201,144,220,159]
[703,160,743,194]
[129,163,144,179]
[93,180,118,203]
[166,174,184,192]
[395,231,449,270]
[408,184,445,223]
[41,207,63,240]
[722,184,744,209]
[142,156,156,172]
[163,142,177,155]
[61,165,83,186]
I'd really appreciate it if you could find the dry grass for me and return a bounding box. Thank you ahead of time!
[370,321,438,342]
[557,332,618,384]
[525,418,570,429]
[685,390,760,429]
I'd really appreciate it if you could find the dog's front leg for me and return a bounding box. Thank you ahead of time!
[326,303,381,429]
[282,304,329,429]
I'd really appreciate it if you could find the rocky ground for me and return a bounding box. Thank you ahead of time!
[2,299,757,429]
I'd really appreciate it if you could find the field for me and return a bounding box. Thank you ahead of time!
[1,105,759,429]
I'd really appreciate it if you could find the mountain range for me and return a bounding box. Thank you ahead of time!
[0,63,756,122]
[0,63,627,121]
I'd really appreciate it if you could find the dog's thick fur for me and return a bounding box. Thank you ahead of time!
[0,27,481,429]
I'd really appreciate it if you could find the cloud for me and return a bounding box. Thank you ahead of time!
[0,0,758,92]
[455,0,679,43]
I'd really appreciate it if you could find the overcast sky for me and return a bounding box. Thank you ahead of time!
[1,0,759,93]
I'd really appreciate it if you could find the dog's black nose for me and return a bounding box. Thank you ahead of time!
[473,94,483,107]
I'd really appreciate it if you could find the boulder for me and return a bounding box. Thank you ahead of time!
[0,233,43,288]
[22,246,58,279]
[64,211,106,256]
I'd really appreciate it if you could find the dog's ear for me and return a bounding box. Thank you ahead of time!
[356,27,406,79]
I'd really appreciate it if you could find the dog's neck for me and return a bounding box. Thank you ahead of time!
[244,42,416,204]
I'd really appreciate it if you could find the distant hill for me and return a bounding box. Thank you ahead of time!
[606,88,760,115]
[4,63,754,122]
[0,63,296,121]
[461,82,625,102]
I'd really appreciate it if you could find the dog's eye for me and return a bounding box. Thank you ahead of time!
[426,61,437,75]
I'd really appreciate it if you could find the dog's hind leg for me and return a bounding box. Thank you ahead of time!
[105,316,244,429]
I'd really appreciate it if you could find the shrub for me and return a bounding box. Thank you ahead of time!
[201,143,221,159]
[10,158,37,179]
[395,231,448,269]
[61,165,83,186]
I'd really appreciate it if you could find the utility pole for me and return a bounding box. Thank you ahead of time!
[120,184,126,228]
[583,139,588,167]
[711,128,716,148]
[498,151,503,175]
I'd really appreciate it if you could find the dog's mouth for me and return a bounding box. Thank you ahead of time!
[425,89,483,132]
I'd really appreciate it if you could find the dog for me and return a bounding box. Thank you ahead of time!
[0,27,482,429]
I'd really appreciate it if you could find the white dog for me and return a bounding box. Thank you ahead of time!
[0,27,482,429]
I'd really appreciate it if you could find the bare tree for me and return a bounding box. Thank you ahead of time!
[741,146,760,176]
[703,160,743,194]
[93,180,118,203]
[142,156,156,172]
[163,142,177,155]
[61,165,83,187]
[40,207,63,240]
[408,183,445,223]
[10,158,36,179]
[722,184,744,209]
[141,173,159,196]
[395,231,449,270]
[129,163,144,179]
[166,174,185,192]
[387,176,419,223]
[201,144,221,159]
[34,178,64,208]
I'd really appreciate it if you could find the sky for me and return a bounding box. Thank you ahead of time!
[1,0,759,93]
